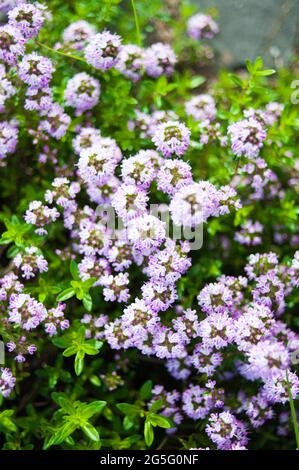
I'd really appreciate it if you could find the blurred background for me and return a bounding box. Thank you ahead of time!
[193,0,299,68]
[0,0,298,68]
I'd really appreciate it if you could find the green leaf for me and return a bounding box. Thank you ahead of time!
[149,414,173,428]
[63,346,77,357]
[229,73,243,87]
[256,69,276,76]
[83,293,93,312]
[189,75,206,88]
[81,401,107,419]
[74,352,84,375]
[245,58,253,73]
[52,336,71,349]
[82,423,100,442]
[116,403,142,416]
[144,420,154,447]
[57,396,75,414]
[123,415,135,431]
[149,399,164,413]
[253,56,263,70]
[70,260,80,280]
[90,375,101,387]
[82,342,102,355]
[57,288,75,302]
[139,380,152,400]
[48,421,77,447]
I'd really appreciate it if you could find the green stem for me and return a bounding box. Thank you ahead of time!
[131,0,142,47]
[36,41,87,64]
[286,370,299,449]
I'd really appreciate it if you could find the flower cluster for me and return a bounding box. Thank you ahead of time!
[0,1,298,453]
[187,13,219,40]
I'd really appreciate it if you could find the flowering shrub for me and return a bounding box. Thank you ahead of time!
[0,0,298,451]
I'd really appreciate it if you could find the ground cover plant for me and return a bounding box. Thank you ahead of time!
[0,0,299,451]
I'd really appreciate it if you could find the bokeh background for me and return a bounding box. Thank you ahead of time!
[192,0,299,67]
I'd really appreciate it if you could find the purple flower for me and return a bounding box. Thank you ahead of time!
[101,272,130,303]
[64,72,100,114]
[206,411,248,450]
[263,370,299,404]
[185,94,216,122]
[7,335,37,363]
[233,302,274,351]
[152,120,190,157]
[0,368,16,398]
[8,2,46,39]
[172,308,200,343]
[86,175,120,205]
[148,110,179,136]
[263,102,284,126]
[44,303,70,336]
[234,219,264,246]
[106,237,135,272]
[13,246,48,279]
[78,255,110,285]
[96,136,122,163]
[84,30,122,70]
[127,214,166,255]
[73,126,102,155]
[199,120,225,145]
[149,385,182,432]
[169,181,230,227]
[157,159,193,195]
[152,324,186,359]
[0,120,18,161]
[111,184,148,222]
[77,217,111,257]
[18,53,54,88]
[81,313,108,340]
[244,392,274,428]
[0,65,16,112]
[78,145,116,186]
[182,383,224,420]
[0,24,25,65]
[62,20,96,50]
[166,357,192,380]
[24,86,53,112]
[198,312,234,350]
[141,281,177,312]
[144,239,191,285]
[8,293,47,330]
[228,117,267,159]
[239,339,290,381]
[187,13,219,40]
[116,44,144,81]
[197,281,234,315]
[244,252,279,280]
[39,103,70,139]
[144,43,176,78]
[252,270,285,315]
[121,150,157,189]
[191,344,223,376]
[24,200,60,233]
[45,177,80,208]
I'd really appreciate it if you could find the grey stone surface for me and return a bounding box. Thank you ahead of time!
[193,0,299,67]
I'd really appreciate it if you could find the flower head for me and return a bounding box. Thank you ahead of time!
[84,30,122,70]
[64,72,100,114]
[187,13,219,40]
[152,121,190,157]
